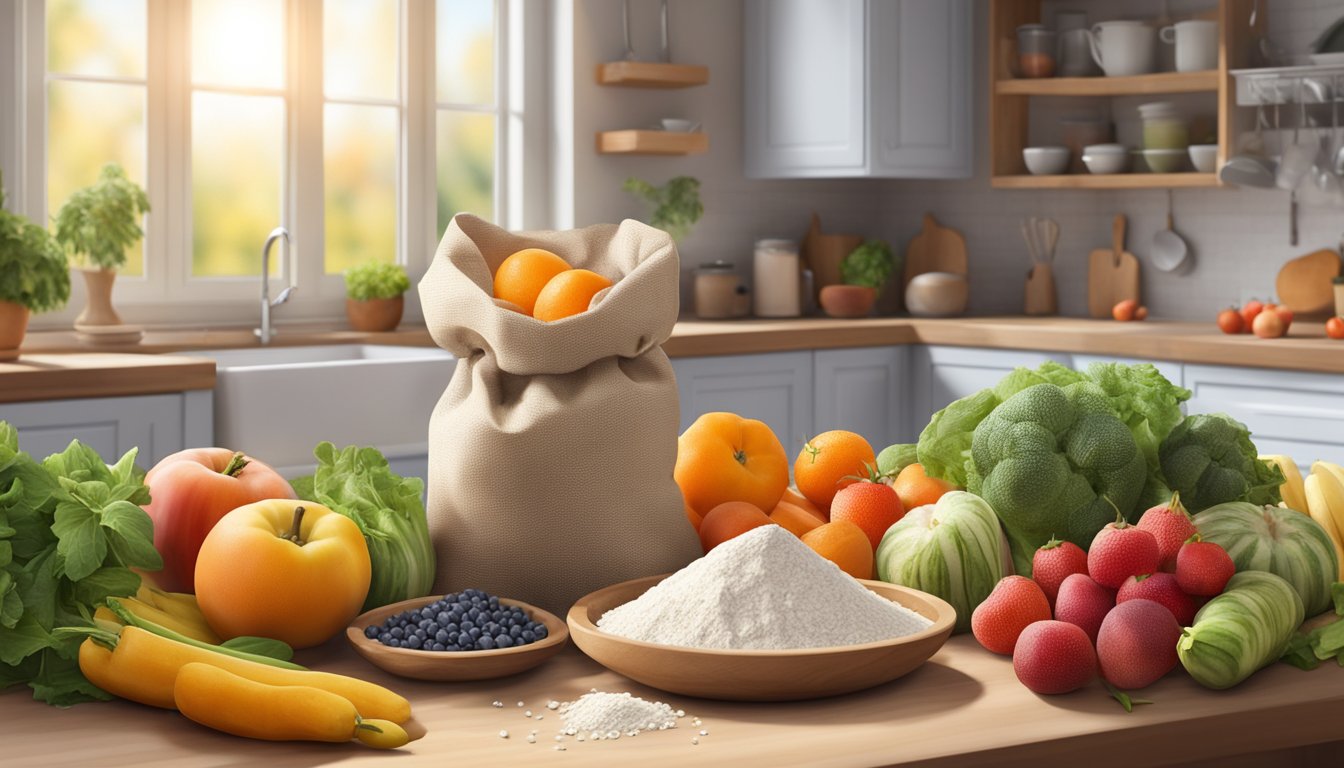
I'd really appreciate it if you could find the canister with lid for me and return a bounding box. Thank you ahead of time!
[694,261,750,319]
[752,239,801,317]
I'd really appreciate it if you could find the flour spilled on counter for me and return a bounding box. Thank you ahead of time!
[598,524,933,650]
[492,693,704,748]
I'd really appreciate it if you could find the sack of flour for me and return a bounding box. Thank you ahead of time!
[417,213,701,614]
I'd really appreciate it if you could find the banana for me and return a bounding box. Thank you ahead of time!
[117,597,222,645]
[1305,471,1344,581]
[143,587,208,625]
[1261,454,1308,513]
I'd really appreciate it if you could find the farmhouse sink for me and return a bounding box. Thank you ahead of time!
[187,344,455,476]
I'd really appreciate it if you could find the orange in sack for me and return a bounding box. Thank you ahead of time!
[532,269,614,322]
[889,462,958,511]
[793,431,875,511]
[802,521,874,580]
[769,500,824,538]
[698,501,774,553]
[493,248,570,316]
[675,412,790,520]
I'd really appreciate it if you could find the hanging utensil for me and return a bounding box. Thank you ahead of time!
[660,0,671,62]
[622,0,636,60]
[1220,82,1277,188]
[1152,190,1191,273]
[1020,218,1039,268]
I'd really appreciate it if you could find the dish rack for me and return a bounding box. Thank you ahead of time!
[1231,63,1344,107]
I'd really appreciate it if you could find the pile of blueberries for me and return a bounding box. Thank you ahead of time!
[363,589,549,652]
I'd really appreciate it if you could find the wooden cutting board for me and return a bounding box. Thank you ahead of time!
[903,213,968,289]
[1276,248,1341,316]
[1087,214,1141,318]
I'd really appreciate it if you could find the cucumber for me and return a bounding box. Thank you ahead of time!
[1177,571,1304,690]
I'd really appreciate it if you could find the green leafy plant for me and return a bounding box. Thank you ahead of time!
[623,176,703,242]
[53,163,150,271]
[841,240,896,289]
[344,260,411,301]
[0,173,70,314]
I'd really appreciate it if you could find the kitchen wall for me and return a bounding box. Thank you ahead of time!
[562,0,1344,321]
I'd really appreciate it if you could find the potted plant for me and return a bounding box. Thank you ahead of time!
[623,176,703,243]
[344,260,410,332]
[53,163,150,331]
[0,173,71,359]
[820,239,894,318]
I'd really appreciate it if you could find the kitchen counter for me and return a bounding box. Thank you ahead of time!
[4,636,1342,768]
[0,353,215,404]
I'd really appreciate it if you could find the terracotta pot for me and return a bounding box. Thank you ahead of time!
[0,300,30,361]
[801,213,865,304]
[346,295,404,332]
[76,268,124,326]
[819,285,876,318]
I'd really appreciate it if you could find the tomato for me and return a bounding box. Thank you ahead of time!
[1112,299,1139,322]
[1326,317,1344,340]
[1274,305,1294,332]
[1134,306,1149,321]
[195,500,371,649]
[1252,309,1285,339]
[1240,300,1265,332]
[144,449,295,593]
[1216,308,1244,335]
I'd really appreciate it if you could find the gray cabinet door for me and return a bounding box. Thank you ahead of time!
[672,352,814,454]
[813,346,908,449]
[0,392,213,468]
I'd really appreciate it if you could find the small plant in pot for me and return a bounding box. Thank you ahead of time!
[623,176,703,243]
[820,239,894,318]
[53,163,150,335]
[344,260,410,332]
[0,173,71,359]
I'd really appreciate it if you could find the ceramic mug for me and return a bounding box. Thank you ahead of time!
[1159,20,1218,72]
[1088,21,1156,76]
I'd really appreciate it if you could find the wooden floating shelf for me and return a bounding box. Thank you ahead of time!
[996,70,1220,97]
[597,130,709,155]
[596,61,710,88]
[992,172,1222,189]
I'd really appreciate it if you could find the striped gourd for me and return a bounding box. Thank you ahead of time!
[875,491,1010,634]
[1177,571,1303,690]
[1194,501,1338,616]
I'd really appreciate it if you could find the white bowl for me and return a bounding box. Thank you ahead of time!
[905,272,968,317]
[1023,146,1070,175]
[1188,144,1218,173]
[1083,143,1127,155]
[1141,148,1188,173]
[1081,144,1130,174]
[660,118,698,132]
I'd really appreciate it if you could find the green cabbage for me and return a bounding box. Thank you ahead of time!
[292,443,435,611]
[1159,414,1284,513]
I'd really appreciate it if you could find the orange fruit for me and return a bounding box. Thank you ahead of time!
[532,269,614,322]
[829,481,905,550]
[675,412,790,520]
[801,521,874,580]
[493,248,570,316]
[793,430,875,511]
[769,500,824,538]
[889,462,958,511]
[698,501,773,553]
[780,486,826,522]
[684,497,704,532]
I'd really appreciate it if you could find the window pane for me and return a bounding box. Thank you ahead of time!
[436,0,493,105]
[436,110,493,231]
[325,0,398,101]
[325,104,398,274]
[47,0,147,79]
[48,81,147,277]
[192,92,284,277]
[192,0,284,90]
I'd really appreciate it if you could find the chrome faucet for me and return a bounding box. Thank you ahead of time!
[256,226,296,344]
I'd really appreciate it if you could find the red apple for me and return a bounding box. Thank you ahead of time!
[143,448,296,592]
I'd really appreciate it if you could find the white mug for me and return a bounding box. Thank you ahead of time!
[1088,21,1157,77]
[1160,20,1218,72]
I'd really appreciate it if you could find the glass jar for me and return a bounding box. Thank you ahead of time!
[752,239,801,318]
[694,261,748,319]
[1017,24,1057,78]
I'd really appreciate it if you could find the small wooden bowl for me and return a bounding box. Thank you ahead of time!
[347,595,569,681]
[567,575,955,701]
[819,285,877,318]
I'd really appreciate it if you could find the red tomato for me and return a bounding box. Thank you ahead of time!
[1216,308,1244,334]
[1240,300,1265,332]
[143,448,296,592]
[1252,309,1285,339]
[1112,299,1138,322]
[1274,305,1294,332]
[1326,317,1344,340]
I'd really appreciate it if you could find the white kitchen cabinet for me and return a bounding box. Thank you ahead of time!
[813,346,908,450]
[910,345,1072,425]
[743,0,972,179]
[0,391,213,468]
[673,352,814,451]
[1183,364,1344,469]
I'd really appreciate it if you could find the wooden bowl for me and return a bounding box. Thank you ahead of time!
[347,595,569,681]
[567,575,956,701]
[819,285,877,318]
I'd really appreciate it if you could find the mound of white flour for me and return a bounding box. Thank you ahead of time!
[597,525,932,649]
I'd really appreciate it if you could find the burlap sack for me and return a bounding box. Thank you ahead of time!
[417,213,702,615]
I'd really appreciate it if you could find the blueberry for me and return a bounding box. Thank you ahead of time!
[446,644,461,652]
[389,627,404,639]
[431,642,446,652]
[496,635,514,648]
[435,629,449,643]
[468,627,481,640]
[467,608,481,621]
[509,625,522,638]
[460,621,474,632]
[477,636,495,650]
[445,623,459,633]
[521,630,535,642]
[364,625,379,639]
[534,625,548,639]
[436,611,451,624]
[405,635,422,650]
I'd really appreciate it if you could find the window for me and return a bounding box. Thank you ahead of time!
[7,0,538,324]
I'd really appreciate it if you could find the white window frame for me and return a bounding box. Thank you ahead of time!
[1,0,548,331]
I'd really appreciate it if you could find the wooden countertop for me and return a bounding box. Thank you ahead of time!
[0,353,216,404]
[4,636,1341,767]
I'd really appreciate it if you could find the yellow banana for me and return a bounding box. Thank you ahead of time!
[118,597,222,645]
[143,587,208,625]
[1262,454,1308,513]
[1305,471,1344,581]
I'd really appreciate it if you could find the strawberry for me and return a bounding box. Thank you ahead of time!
[1032,537,1088,609]
[1054,572,1116,644]
[1117,572,1197,626]
[1012,620,1097,695]
[972,576,1052,656]
[1136,492,1197,572]
[1088,512,1160,589]
[1096,599,1182,690]
[1175,534,1235,597]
